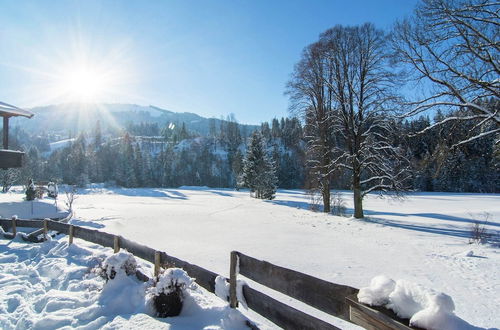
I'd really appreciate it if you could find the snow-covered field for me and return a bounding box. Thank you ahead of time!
[1,187,499,329]
[0,235,250,329]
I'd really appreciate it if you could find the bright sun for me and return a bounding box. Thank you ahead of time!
[60,66,109,102]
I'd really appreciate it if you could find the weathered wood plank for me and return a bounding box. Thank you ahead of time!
[119,237,156,263]
[14,219,45,228]
[229,251,238,308]
[346,295,419,330]
[242,284,340,330]
[47,220,70,234]
[237,252,358,321]
[72,226,115,249]
[159,251,218,293]
[0,218,44,229]
[0,149,24,168]
[25,211,73,241]
[69,225,74,245]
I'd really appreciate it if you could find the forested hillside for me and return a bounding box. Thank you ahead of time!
[1,105,498,193]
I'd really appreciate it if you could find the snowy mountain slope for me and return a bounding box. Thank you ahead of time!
[11,103,259,137]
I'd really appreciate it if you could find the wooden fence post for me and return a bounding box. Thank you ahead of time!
[154,251,161,277]
[230,251,238,308]
[68,225,74,245]
[113,236,120,253]
[43,219,48,240]
[11,216,16,237]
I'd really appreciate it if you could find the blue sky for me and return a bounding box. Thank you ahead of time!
[0,0,417,124]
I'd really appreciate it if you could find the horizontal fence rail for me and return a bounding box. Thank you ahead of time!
[235,251,359,321]
[242,283,340,330]
[1,217,419,329]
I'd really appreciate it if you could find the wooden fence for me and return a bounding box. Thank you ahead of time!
[0,217,417,330]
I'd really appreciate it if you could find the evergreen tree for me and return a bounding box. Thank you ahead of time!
[240,131,277,199]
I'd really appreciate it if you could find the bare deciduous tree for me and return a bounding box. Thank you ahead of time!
[289,23,410,218]
[393,0,500,146]
[1,168,19,193]
[287,41,336,212]
[65,185,78,212]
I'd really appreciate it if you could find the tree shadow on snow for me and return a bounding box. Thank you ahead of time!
[70,218,106,229]
[363,210,500,228]
[268,200,313,210]
[103,188,188,200]
[366,217,500,245]
[207,190,234,197]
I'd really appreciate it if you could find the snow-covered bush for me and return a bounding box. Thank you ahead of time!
[469,213,490,244]
[149,268,193,317]
[99,251,137,281]
[25,179,36,201]
[47,182,58,198]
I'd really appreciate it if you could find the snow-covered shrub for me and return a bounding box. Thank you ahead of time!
[307,189,322,212]
[47,182,58,198]
[65,185,78,211]
[149,268,193,317]
[469,213,490,244]
[330,192,346,216]
[25,179,36,201]
[99,251,137,281]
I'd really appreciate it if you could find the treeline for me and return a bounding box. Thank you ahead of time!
[1,109,498,193]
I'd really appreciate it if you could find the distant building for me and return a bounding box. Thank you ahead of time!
[0,101,34,168]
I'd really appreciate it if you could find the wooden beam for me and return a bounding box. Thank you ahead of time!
[229,251,238,308]
[3,116,9,149]
[242,284,340,330]
[345,295,419,330]
[236,252,358,321]
[0,150,24,168]
[154,251,161,277]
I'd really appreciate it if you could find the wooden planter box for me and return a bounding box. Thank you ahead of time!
[0,149,24,168]
[346,294,422,330]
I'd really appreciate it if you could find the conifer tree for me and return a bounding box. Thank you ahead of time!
[240,131,277,199]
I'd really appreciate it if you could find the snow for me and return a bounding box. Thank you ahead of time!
[213,276,248,310]
[358,275,469,329]
[0,189,68,219]
[152,268,194,295]
[0,236,252,329]
[215,276,230,302]
[102,250,137,279]
[49,138,76,152]
[1,188,499,329]
[357,275,395,306]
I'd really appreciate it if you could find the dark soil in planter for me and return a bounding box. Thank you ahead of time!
[154,290,183,317]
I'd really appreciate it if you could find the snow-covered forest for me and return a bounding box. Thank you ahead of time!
[1,103,498,194]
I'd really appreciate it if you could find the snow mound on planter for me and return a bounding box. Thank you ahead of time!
[357,275,395,306]
[152,268,194,295]
[358,275,476,330]
[102,251,137,279]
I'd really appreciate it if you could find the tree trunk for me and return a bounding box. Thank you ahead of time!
[353,172,364,218]
[322,181,331,213]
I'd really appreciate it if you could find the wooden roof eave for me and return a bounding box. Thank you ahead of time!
[0,101,34,118]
